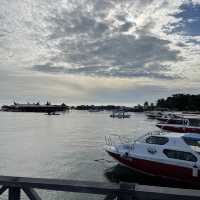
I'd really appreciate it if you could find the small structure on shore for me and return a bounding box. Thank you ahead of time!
[1,102,69,113]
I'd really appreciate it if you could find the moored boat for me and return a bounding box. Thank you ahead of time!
[156,113,182,122]
[145,111,163,119]
[156,117,200,133]
[110,111,131,119]
[105,132,200,185]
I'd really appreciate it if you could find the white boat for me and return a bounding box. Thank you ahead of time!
[105,132,200,185]
[145,111,163,119]
[156,113,182,122]
[156,117,200,133]
[110,111,131,119]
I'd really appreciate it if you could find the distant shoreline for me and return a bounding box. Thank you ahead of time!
[1,93,200,113]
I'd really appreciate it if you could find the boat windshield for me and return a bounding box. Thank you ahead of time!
[167,119,184,125]
[188,118,200,126]
[146,136,169,145]
[183,137,200,153]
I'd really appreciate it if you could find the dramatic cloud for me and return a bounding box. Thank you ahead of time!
[0,0,200,104]
[38,0,182,79]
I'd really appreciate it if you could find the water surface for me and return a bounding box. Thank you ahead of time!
[0,111,158,199]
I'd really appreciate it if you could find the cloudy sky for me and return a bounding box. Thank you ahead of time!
[0,0,200,105]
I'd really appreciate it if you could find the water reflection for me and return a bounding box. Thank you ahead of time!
[104,164,200,189]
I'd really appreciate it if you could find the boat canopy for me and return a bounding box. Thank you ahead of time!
[183,133,200,141]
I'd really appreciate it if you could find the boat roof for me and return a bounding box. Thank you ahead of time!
[159,132,186,138]
[182,133,200,141]
[173,114,200,119]
[151,131,200,139]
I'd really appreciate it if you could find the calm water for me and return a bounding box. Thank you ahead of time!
[0,111,158,199]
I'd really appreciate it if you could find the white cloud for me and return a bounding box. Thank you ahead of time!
[0,0,200,104]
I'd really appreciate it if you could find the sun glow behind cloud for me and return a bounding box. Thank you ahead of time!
[0,0,200,104]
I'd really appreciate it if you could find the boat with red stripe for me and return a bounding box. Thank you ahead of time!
[105,132,200,184]
[156,117,200,133]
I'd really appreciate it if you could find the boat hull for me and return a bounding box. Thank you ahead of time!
[156,124,200,133]
[106,150,200,185]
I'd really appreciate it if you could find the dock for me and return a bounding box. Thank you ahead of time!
[0,175,200,199]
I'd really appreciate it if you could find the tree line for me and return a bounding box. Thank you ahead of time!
[144,94,200,111]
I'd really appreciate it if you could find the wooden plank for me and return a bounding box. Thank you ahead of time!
[0,175,199,200]
[8,187,20,200]
[135,184,200,200]
[135,191,200,200]
[104,193,117,200]
[117,182,134,200]
[0,176,134,195]
[23,187,42,200]
[0,186,8,195]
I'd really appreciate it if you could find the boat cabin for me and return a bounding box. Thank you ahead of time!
[105,132,200,183]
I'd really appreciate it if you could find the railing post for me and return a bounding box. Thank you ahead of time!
[117,182,134,200]
[8,187,20,200]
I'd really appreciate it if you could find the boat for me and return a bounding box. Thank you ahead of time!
[105,132,200,185]
[145,111,163,119]
[88,109,102,112]
[110,111,131,119]
[1,102,69,113]
[45,112,60,115]
[155,113,183,122]
[156,117,200,133]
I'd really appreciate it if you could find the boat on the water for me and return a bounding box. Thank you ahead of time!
[156,117,200,133]
[110,111,131,119]
[105,132,200,185]
[1,102,69,113]
[45,112,61,115]
[155,113,183,122]
[145,111,163,119]
[88,109,102,112]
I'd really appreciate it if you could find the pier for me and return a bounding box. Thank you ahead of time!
[0,176,200,200]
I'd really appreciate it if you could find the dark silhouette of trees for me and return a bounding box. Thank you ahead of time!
[156,94,200,111]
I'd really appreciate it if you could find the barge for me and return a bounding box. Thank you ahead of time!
[1,102,69,113]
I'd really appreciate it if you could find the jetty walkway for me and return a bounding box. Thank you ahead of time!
[0,175,199,199]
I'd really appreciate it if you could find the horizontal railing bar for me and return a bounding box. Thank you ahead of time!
[0,176,133,195]
[0,175,199,199]
[136,185,200,197]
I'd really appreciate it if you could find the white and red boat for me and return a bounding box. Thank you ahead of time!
[145,111,163,119]
[155,113,182,122]
[105,132,200,185]
[156,117,200,133]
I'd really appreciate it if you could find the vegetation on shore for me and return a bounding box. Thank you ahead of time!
[155,94,200,111]
[142,94,200,111]
[2,94,200,113]
[72,94,200,112]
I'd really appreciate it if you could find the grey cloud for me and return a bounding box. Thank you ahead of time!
[118,22,134,32]
[33,64,65,73]
[32,62,179,80]
[48,9,109,40]
[32,0,182,80]
[88,35,179,65]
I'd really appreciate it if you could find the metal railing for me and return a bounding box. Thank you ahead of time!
[0,175,200,200]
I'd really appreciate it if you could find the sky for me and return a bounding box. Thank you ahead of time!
[0,0,200,105]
